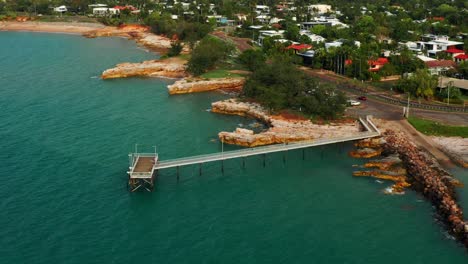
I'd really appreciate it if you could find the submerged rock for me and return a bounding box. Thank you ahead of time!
[349,148,383,158]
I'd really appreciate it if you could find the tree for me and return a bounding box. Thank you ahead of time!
[396,69,438,99]
[238,49,266,71]
[187,36,234,75]
[243,55,347,119]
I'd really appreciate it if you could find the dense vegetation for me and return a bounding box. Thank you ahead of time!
[242,55,347,119]
[187,36,235,75]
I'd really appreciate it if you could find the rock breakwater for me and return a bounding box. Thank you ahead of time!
[353,131,468,249]
[168,78,245,95]
[212,99,361,147]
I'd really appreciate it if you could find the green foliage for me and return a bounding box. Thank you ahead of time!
[436,86,462,100]
[200,69,242,79]
[379,63,398,77]
[243,56,347,119]
[167,41,183,57]
[187,36,235,76]
[98,16,123,26]
[389,47,426,75]
[145,12,211,45]
[408,117,468,138]
[458,61,468,78]
[238,49,266,71]
[395,69,438,98]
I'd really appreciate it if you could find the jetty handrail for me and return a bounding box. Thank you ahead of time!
[155,131,379,169]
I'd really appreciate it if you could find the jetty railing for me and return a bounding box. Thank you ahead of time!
[126,116,380,191]
[155,131,379,169]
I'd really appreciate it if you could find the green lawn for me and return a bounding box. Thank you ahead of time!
[200,69,243,79]
[408,117,468,138]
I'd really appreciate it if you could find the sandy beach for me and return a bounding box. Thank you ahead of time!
[0,21,105,34]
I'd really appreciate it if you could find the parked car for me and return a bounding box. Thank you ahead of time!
[357,96,367,101]
[347,99,361,106]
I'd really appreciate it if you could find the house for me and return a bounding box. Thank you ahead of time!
[256,30,285,46]
[454,54,468,63]
[368,58,389,72]
[308,4,332,14]
[256,15,270,24]
[299,30,325,43]
[256,5,270,15]
[424,60,456,75]
[444,48,465,59]
[300,17,349,30]
[114,5,138,12]
[93,7,119,16]
[286,43,313,54]
[53,5,67,13]
[411,35,464,57]
[325,40,360,50]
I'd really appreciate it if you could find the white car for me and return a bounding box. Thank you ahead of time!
[347,100,361,106]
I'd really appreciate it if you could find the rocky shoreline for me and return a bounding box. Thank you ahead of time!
[168,78,245,95]
[83,24,183,53]
[352,130,468,249]
[212,99,361,147]
[101,58,187,79]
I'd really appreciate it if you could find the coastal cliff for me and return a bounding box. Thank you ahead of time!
[167,78,245,95]
[101,58,187,79]
[212,99,361,147]
[352,131,468,249]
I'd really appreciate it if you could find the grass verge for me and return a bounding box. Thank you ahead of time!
[200,69,242,79]
[408,117,468,138]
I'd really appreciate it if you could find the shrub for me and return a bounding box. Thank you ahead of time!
[168,41,183,57]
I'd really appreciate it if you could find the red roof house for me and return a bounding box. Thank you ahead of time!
[286,44,312,51]
[368,58,389,72]
[424,60,456,75]
[454,54,468,63]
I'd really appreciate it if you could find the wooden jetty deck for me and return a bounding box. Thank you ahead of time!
[127,116,380,191]
[127,153,158,192]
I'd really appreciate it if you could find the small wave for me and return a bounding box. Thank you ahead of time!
[238,123,243,127]
[205,108,211,112]
[90,76,98,79]
[375,180,383,184]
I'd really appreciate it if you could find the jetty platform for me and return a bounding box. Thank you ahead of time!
[127,116,380,191]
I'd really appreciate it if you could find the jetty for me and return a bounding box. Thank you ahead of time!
[127,116,380,191]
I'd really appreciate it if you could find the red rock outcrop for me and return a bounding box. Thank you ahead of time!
[101,59,187,79]
[212,99,361,147]
[167,78,245,95]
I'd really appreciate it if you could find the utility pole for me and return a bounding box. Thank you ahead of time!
[406,93,410,118]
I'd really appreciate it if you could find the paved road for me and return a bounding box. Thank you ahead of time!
[303,68,468,126]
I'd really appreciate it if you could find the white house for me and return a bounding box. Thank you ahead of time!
[299,30,325,43]
[53,5,67,13]
[411,35,464,57]
[93,8,119,16]
[308,4,332,14]
[256,5,270,15]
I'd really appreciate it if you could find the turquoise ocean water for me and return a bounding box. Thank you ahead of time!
[0,32,467,263]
